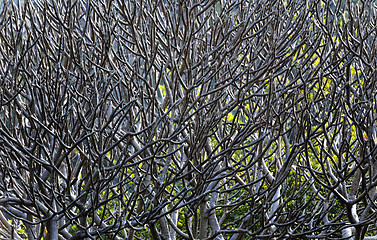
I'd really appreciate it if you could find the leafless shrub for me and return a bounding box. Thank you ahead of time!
[1,0,377,239]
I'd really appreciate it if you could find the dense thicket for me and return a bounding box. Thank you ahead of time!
[1,0,377,239]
